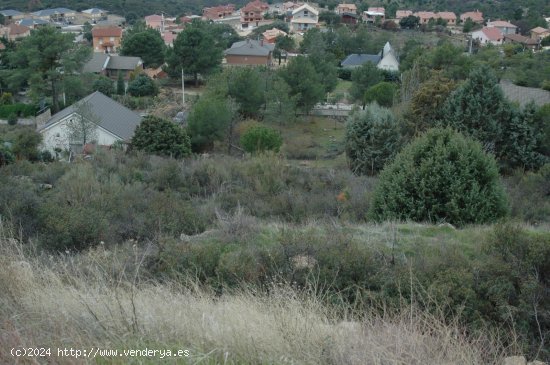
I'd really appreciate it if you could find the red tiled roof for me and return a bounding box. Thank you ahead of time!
[461,11,483,22]
[92,26,122,37]
[531,26,548,34]
[437,12,456,20]
[480,27,503,41]
[144,14,163,22]
[241,0,269,12]
[488,20,517,28]
[396,10,413,18]
[9,23,30,35]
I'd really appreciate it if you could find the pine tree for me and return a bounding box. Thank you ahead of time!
[116,72,125,95]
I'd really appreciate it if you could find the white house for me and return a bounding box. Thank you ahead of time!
[341,42,399,71]
[38,91,142,154]
[487,20,517,35]
[471,27,504,46]
[290,4,318,32]
[377,42,399,72]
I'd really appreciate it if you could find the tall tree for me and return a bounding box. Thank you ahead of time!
[350,62,383,107]
[167,21,222,86]
[279,56,324,114]
[187,95,235,151]
[6,26,86,112]
[121,27,166,68]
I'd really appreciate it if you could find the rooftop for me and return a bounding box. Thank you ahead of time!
[225,39,274,57]
[341,53,381,67]
[91,26,123,37]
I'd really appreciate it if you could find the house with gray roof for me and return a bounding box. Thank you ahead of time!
[38,91,142,153]
[82,8,108,23]
[18,18,49,28]
[341,42,399,71]
[31,8,76,23]
[82,53,144,79]
[0,9,25,23]
[224,39,274,66]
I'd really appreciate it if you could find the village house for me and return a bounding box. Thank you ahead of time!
[92,26,123,53]
[38,91,142,154]
[0,10,25,24]
[530,26,550,40]
[472,27,504,46]
[18,18,49,28]
[341,42,399,72]
[504,33,539,50]
[437,12,457,25]
[0,23,31,41]
[336,4,357,15]
[461,10,483,24]
[290,4,319,32]
[240,0,269,28]
[283,2,302,13]
[224,39,274,66]
[414,11,437,24]
[342,12,360,24]
[202,5,235,20]
[31,8,76,23]
[262,27,287,43]
[145,14,166,32]
[363,7,385,23]
[83,53,143,79]
[395,10,413,20]
[487,20,517,35]
[81,8,108,23]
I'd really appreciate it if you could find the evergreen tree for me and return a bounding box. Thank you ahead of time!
[187,95,235,151]
[350,62,383,107]
[279,56,325,114]
[120,27,166,68]
[116,72,125,95]
[131,115,191,158]
[345,104,403,175]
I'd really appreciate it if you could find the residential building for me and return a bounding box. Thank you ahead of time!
[530,26,550,40]
[92,26,123,53]
[336,4,357,15]
[363,7,385,23]
[460,10,483,24]
[504,33,539,50]
[437,12,457,25]
[18,18,49,28]
[31,8,76,23]
[472,27,504,46]
[145,14,166,32]
[283,2,302,13]
[240,0,269,28]
[342,13,360,24]
[83,53,143,79]
[224,39,274,66]
[290,4,319,32]
[487,20,517,35]
[0,23,31,41]
[81,8,108,23]
[38,91,142,153]
[395,10,413,20]
[202,5,235,20]
[263,27,287,43]
[0,10,25,24]
[414,11,437,24]
[341,42,399,71]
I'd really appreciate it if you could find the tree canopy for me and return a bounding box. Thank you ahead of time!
[131,115,191,158]
[121,27,166,68]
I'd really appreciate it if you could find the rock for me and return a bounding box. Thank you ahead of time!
[504,356,527,365]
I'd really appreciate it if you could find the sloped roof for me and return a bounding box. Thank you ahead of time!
[82,8,107,14]
[461,11,483,21]
[92,26,122,37]
[414,11,436,19]
[32,8,75,16]
[437,12,456,20]
[83,53,143,73]
[396,10,413,18]
[225,39,274,56]
[9,23,30,35]
[505,33,538,45]
[531,26,549,34]
[82,53,110,73]
[292,4,318,16]
[39,91,141,141]
[341,53,381,67]
[487,20,517,28]
[477,27,503,41]
[0,9,23,16]
[18,18,49,26]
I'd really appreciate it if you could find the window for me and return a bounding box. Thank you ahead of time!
[304,10,308,16]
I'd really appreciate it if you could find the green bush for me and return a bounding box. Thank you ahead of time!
[7,113,17,126]
[0,104,37,119]
[345,104,403,175]
[371,128,508,225]
[92,76,115,97]
[127,74,158,97]
[240,125,283,153]
[364,82,396,107]
[131,115,191,158]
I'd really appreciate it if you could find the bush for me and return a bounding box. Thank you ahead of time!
[131,115,191,158]
[371,128,508,225]
[92,76,115,97]
[7,113,17,126]
[0,104,37,119]
[345,104,403,175]
[240,125,283,153]
[127,74,158,97]
[364,82,396,107]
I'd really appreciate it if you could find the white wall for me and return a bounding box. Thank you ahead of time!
[40,112,121,153]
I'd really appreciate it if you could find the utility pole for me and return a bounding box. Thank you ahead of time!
[181,68,185,106]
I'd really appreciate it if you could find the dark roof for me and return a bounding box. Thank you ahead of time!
[0,9,23,16]
[31,8,75,16]
[341,53,381,67]
[504,33,538,45]
[225,39,274,57]
[18,18,49,26]
[82,53,143,73]
[38,91,141,141]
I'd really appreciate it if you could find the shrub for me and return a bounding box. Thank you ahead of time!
[364,82,396,108]
[0,104,37,119]
[127,74,158,97]
[240,125,283,153]
[92,76,115,97]
[370,128,508,225]
[345,104,403,175]
[7,113,17,126]
[131,115,191,158]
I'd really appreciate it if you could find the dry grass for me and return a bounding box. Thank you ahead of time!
[0,223,506,365]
